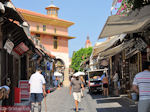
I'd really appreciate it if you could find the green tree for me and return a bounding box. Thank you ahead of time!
[71,47,93,71]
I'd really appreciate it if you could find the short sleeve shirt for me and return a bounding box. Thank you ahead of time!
[70,78,82,92]
[133,70,150,100]
[29,72,46,93]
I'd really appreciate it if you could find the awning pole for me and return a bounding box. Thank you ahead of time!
[109,56,113,79]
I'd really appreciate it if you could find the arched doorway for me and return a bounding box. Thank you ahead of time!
[55,59,65,73]
[55,59,65,86]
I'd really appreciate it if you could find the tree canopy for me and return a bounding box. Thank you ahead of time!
[70,47,93,72]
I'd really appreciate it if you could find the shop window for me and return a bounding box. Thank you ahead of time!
[43,25,46,31]
[36,25,39,31]
[53,36,58,49]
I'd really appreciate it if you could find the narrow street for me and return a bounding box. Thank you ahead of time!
[41,88,137,112]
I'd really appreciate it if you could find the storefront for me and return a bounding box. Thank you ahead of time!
[0,1,36,105]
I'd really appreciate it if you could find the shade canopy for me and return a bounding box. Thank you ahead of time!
[93,34,126,56]
[54,72,62,77]
[99,5,150,39]
[73,71,85,77]
[98,39,135,59]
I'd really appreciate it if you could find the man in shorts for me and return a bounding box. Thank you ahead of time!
[29,68,46,112]
[70,75,84,112]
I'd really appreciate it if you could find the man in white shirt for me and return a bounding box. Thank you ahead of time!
[29,68,46,112]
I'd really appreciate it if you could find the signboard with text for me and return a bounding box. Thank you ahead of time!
[19,80,30,100]
[13,42,29,55]
[4,39,14,54]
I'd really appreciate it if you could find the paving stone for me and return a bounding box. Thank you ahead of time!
[41,87,137,112]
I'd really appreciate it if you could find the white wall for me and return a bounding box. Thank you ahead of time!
[51,51,69,68]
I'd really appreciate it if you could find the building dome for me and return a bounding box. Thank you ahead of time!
[46,4,59,10]
[45,1,59,17]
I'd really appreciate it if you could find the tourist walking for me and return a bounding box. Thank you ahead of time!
[70,75,84,112]
[132,61,150,112]
[29,68,46,112]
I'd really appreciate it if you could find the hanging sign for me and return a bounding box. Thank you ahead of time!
[18,80,30,100]
[13,42,29,55]
[4,39,14,54]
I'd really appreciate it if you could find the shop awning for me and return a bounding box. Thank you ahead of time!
[98,39,135,59]
[0,2,24,24]
[0,0,9,4]
[93,34,126,56]
[99,5,150,39]
[1,1,35,54]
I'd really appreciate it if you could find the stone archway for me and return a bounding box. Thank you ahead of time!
[51,52,70,87]
[55,58,65,74]
[54,57,70,87]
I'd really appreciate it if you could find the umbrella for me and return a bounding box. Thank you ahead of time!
[54,72,62,77]
[73,71,85,77]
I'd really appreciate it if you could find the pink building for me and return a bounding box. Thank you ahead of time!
[17,2,75,86]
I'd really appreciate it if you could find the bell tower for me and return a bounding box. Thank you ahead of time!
[45,0,59,18]
[85,35,92,48]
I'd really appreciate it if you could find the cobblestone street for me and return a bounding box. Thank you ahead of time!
[41,87,137,112]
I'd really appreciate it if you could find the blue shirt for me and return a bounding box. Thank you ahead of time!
[101,74,105,80]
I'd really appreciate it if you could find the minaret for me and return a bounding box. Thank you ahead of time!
[85,35,92,48]
[45,0,59,18]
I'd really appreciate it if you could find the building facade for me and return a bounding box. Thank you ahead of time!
[17,2,75,86]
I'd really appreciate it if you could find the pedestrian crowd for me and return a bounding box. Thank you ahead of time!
[1,62,149,112]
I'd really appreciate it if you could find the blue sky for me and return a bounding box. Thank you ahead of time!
[12,0,112,57]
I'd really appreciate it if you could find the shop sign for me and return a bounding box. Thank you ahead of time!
[4,39,14,54]
[13,42,29,55]
[18,80,30,100]
[125,38,147,58]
